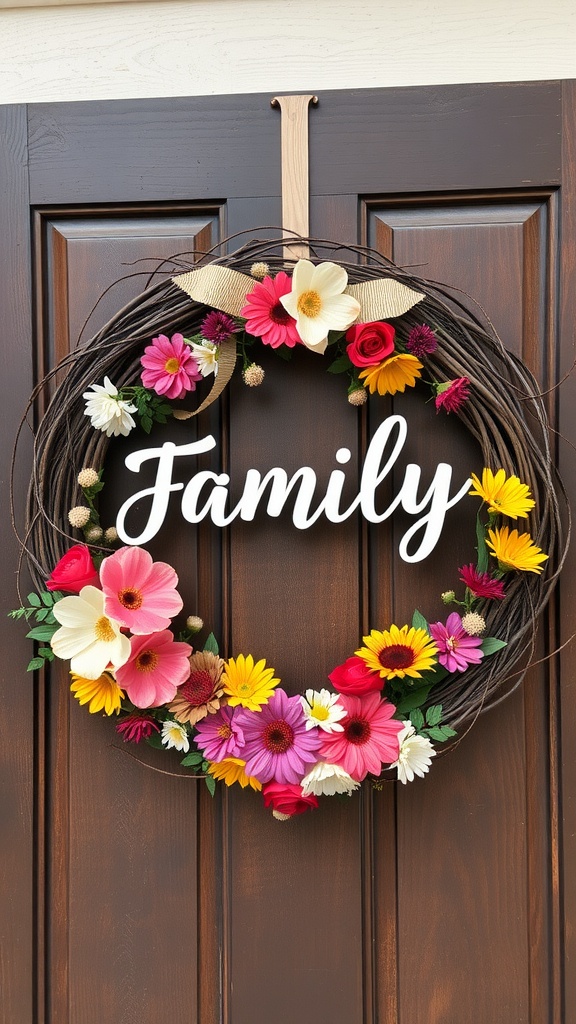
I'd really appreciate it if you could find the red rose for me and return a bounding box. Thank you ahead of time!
[46,544,100,593]
[345,321,395,367]
[262,782,318,818]
[328,656,382,696]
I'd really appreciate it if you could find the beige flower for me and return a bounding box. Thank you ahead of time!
[168,650,225,725]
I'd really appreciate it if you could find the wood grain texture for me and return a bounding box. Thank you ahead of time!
[271,93,317,255]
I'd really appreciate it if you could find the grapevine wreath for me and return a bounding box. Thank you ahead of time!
[11,235,569,819]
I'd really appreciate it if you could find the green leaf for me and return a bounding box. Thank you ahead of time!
[205,775,216,797]
[426,724,457,742]
[26,657,45,672]
[181,752,203,767]
[275,346,292,361]
[203,632,219,656]
[35,608,49,621]
[476,511,490,573]
[38,647,55,660]
[26,624,57,642]
[394,686,432,715]
[40,591,55,606]
[410,708,425,731]
[425,704,443,726]
[480,636,507,656]
[27,592,41,607]
[412,609,428,632]
[327,354,351,374]
[419,663,449,686]
[146,733,164,750]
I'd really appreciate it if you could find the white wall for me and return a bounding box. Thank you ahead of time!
[1,0,575,105]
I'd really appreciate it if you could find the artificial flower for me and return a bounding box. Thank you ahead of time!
[300,688,346,732]
[319,692,403,782]
[280,260,361,353]
[77,467,99,488]
[241,272,301,348]
[262,782,319,818]
[406,324,438,357]
[345,321,395,367]
[115,631,192,709]
[234,687,321,785]
[429,612,484,673]
[168,650,225,725]
[82,377,137,437]
[222,653,279,711]
[188,340,220,377]
[328,655,383,696]
[356,625,438,681]
[458,563,506,600]
[51,585,130,679]
[46,544,100,593]
[301,761,361,797]
[161,719,190,753]
[69,670,124,715]
[193,704,245,761]
[468,468,535,519]
[68,506,91,529]
[207,757,262,791]
[348,387,368,406]
[391,721,436,784]
[461,612,486,636]
[486,525,549,574]
[434,376,470,414]
[200,310,237,343]
[115,712,160,743]
[100,546,183,635]
[359,353,423,395]
[242,363,265,387]
[140,332,202,399]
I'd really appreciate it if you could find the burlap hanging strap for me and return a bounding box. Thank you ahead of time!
[172,338,237,421]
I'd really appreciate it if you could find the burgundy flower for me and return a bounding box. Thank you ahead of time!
[459,563,506,600]
[116,712,160,744]
[200,311,237,343]
[435,376,470,414]
[406,324,438,358]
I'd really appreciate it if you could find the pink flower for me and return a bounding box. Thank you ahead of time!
[459,563,506,600]
[200,311,236,343]
[435,376,471,414]
[115,712,160,743]
[241,273,301,348]
[115,631,192,708]
[140,333,202,399]
[262,782,318,817]
[328,655,382,696]
[46,544,100,593]
[319,692,403,781]
[428,612,484,673]
[406,324,438,358]
[194,705,245,762]
[234,688,321,785]
[100,546,183,635]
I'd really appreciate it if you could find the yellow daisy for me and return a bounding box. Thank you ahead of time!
[486,526,549,574]
[469,468,535,519]
[359,353,423,396]
[356,624,438,680]
[222,653,279,710]
[207,757,262,791]
[70,671,124,715]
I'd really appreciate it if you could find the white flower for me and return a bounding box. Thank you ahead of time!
[51,586,130,680]
[391,721,436,784]
[188,340,219,377]
[83,377,137,437]
[300,688,346,732]
[301,761,360,797]
[279,260,361,353]
[161,719,190,753]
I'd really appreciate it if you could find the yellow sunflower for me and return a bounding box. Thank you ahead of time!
[359,353,423,396]
[70,671,124,715]
[469,468,535,519]
[356,625,438,680]
[207,757,262,791]
[486,526,549,574]
[222,653,279,710]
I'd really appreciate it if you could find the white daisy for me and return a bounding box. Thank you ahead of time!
[300,688,346,732]
[188,340,219,377]
[83,377,137,437]
[391,721,436,784]
[161,719,190,753]
[280,260,361,353]
[301,761,360,797]
[51,586,130,680]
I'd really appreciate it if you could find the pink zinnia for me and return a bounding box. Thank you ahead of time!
[194,705,245,762]
[435,376,471,414]
[406,324,438,358]
[101,546,183,635]
[115,630,192,708]
[241,272,301,348]
[428,612,484,673]
[140,333,202,399]
[116,712,160,743]
[234,687,321,785]
[459,563,506,601]
[200,310,236,343]
[319,692,403,782]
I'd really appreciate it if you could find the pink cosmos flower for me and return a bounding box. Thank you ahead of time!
[115,631,192,708]
[435,376,471,414]
[234,687,321,785]
[319,692,403,781]
[115,712,160,743]
[459,564,506,600]
[428,612,484,673]
[100,546,183,635]
[194,705,245,762]
[241,273,301,348]
[140,333,202,399]
[200,311,236,343]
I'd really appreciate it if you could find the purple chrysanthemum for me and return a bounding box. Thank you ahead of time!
[435,376,471,414]
[406,324,438,358]
[116,712,160,744]
[200,311,237,343]
[234,687,321,785]
[194,704,245,762]
[459,563,506,601]
[429,612,484,673]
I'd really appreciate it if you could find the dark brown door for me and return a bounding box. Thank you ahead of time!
[2,83,575,1024]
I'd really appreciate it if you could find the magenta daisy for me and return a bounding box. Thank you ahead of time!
[100,546,183,635]
[319,692,403,782]
[241,272,301,348]
[459,563,506,600]
[115,630,192,708]
[406,324,438,357]
[194,705,245,762]
[200,310,237,343]
[435,376,471,414]
[234,687,321,785]
[140,332,202,399]
[116,712,160,744]
[428,612,484,673]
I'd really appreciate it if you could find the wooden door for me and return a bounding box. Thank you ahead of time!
[2,82,575,1024]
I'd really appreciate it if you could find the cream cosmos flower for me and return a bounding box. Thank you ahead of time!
[51,585,131,679]
[280,260,361,353]
[301,761,360,797]
[390,721,436,784]
[188,340,219,377]
[83,377,137,437]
